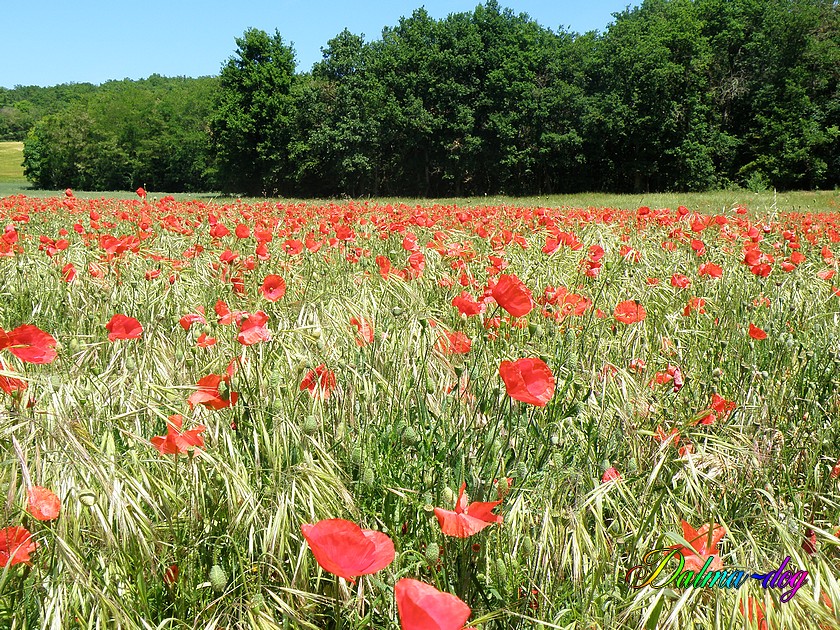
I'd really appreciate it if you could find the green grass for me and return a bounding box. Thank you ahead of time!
[0,141,25,183]
[0,194,839,629]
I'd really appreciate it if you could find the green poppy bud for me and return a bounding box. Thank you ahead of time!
[521,535,534,558]
[209,564,228,593]
[425,542,440,565]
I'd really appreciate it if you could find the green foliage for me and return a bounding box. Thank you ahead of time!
[22,76,217,191]
[13,0,840,194]
[210,28,298,196]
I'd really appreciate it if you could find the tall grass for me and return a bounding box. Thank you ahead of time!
[0,195,838,628]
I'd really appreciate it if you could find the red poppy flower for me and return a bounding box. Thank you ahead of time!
[435,331,472,355]
[300,364,337,399]
[237,311,271,346]
[601,467,622,483]
[498,358,555,407]
[802,528,817,555]
[614,300,646,324]
[670,274,691,289]
[105,314,143,342]
[62,263,76,282]
[135,187,147,199]
[739,597,768,630]
[235,224,250,239]
[452,291,485,317]
[672,521,726,573]
[27,486,60,521]
[164,563,179,586]
[0,526,37,567]
[187,373,238,410]
[350,317,374,346]
[698,262,723,278]
[214,299,247,326]
[395,578,472,630]
[830,458,840,479]
[259,275,287,302]
[179,308,207,331]
[0,358,27,395]
[491,274,533,317]
[196,333,217,348]
[434,482,503,538]
[0,325,58,364]
[748,323,767,340]
[151,415,206,455]
[683,297,706,316]
[376,255,393,279]
[300,519,394,582]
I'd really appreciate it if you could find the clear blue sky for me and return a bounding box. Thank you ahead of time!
[1,0,635,89]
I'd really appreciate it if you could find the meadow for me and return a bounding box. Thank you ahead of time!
[0,188,839,629]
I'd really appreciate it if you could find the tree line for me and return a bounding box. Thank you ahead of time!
[11,0,840,196]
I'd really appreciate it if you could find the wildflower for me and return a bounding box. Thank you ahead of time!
[259,275,286,302]
[601,467,622,483]
[748,323,767,340]
[436,331,472,355]
[151,415,206,455]
[614,300,646,324]
[300,365,337,400]
[434,482,503,538]
[301,519,395,582]
[395,578,472,630]
[672,521,726,573]
[105,314,143,342]
[491,274,533,317]
[0,527,36,567]
[187,373,238,410]
[237,311,271,345]
[498,357,555,407]
[0,325,58,364]
[350,317,374,346]
[27,486,60,521]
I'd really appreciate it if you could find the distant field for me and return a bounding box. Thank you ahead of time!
[0,141,25,182]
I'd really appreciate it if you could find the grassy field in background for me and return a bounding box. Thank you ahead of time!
[0,141,25,183]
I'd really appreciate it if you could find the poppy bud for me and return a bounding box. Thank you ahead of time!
[69,338,80,353]
[442,486,456,505]
[521,535,533,557]
[492,558,506,582]
[425,542,440,564]
[351,446,363,466]
[401,427,419,446]
[425,377,435,394]
[496,477,511,499]
[391,307,404,317]
[209,564,228,593]
[362,467,375,489]
[302,415,319,435]
[79,490,96,506]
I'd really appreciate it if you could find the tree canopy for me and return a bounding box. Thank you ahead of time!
[16,0,840,195]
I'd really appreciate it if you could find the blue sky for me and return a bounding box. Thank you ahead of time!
[2,1,635,88]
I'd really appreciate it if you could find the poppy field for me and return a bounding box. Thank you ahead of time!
[1,190,840,629]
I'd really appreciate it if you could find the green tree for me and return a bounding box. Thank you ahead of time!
[210,28,298,196]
